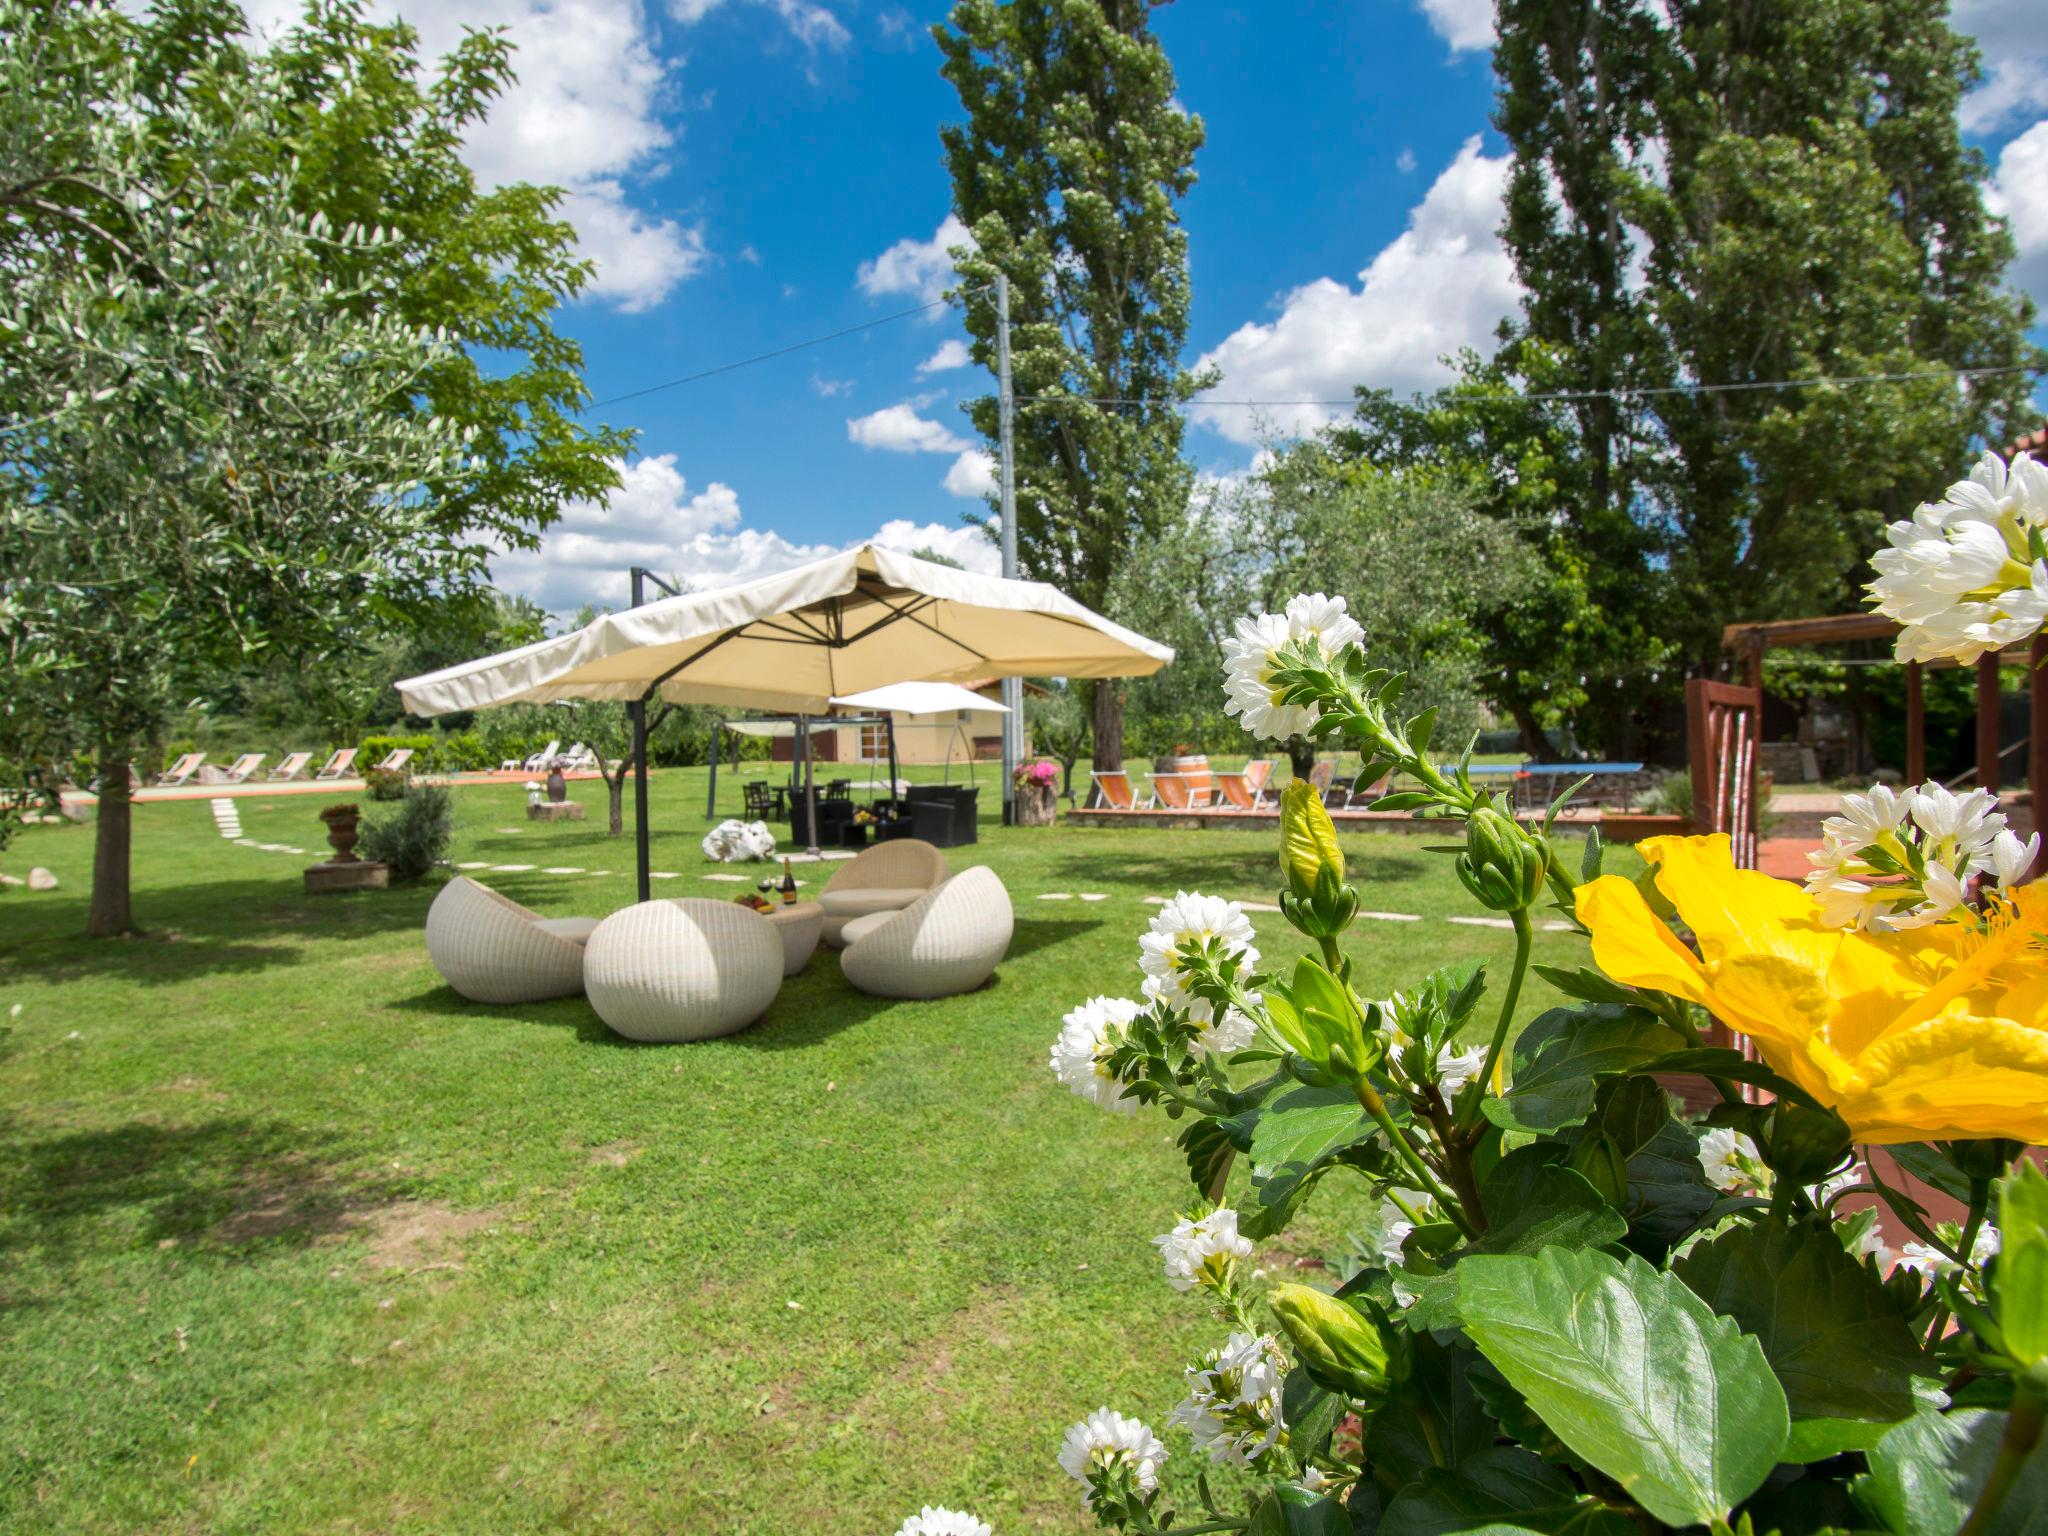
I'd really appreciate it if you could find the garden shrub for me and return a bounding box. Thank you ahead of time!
[358,783,452,881]
[361,766,408,801]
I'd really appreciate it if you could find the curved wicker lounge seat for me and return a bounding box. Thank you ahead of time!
[818,837,948,946]
[583,898,784,1042]
[839,866,1014,1000]
[425,877,594,1004]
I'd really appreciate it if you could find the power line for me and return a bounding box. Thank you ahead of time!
[573,290,2042,418]
[1016,363,2046,410]
[581,296,955,411]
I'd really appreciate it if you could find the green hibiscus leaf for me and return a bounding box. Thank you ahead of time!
[1854,1407,2048,1535]
[1240,1085,1383,1239]
[1994,1161,2048,1371]
[1673,1215,1936,1444]
[1379,1447,1637,1534]
[1247,1481,1352,1535]
[1281,1368,1343,1464]
[1179,1115,1238,1201]
[1559,1077,1718,1255]
[1482,1005,1683,1134]
[1400,1163,1626,1331]
[1458,1247,1789,1528]
[1364,1336,1497,1482]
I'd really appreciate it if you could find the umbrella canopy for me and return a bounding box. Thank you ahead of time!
[396,544,1169,717]
[828,680,1011,716]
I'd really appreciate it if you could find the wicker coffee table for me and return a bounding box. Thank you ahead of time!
[758,900,825,976]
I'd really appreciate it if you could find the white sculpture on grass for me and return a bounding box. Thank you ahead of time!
[700,819,777,863]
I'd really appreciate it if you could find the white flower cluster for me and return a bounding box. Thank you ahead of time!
[1171,1331,1289,1467]
[1222,593,1366,741]
[1057,1407,1167,1511]
[1140,891,1260,1025]
[1153,1207,1254,1293]
[1049,996,1144,1113]
[1870,449,2048,663]
[1698,1127,1767,1196]
[1897,1223,2001,1282]
[1353,1192,1424,1271]
[1375,992,1488,1099]
[892,1508,991,1536]
[1049,892,1264,1110]
[1803,781,2037,930]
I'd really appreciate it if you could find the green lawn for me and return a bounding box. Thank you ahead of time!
[0,771,1630,1534]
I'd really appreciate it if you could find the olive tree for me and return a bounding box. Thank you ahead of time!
[0,2,479,934]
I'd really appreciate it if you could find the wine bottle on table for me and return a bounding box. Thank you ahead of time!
[781,858,797,904]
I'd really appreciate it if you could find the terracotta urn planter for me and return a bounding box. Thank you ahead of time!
[318,804,362,863]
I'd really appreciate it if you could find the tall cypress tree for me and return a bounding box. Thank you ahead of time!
[935,0,1208,769]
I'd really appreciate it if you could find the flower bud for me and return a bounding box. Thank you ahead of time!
[1456,807,1544,913]
[1763,1104,1855,1186]
[1267,1283,1398,1405]
[1280,781,1344,901]
[1279,781,1356,939]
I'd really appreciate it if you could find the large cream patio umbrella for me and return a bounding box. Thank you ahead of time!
[396,544,1173,895]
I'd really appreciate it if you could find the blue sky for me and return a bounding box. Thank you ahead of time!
[250,0,2048,615]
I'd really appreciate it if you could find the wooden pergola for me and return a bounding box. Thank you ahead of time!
[1705,613,2047,872]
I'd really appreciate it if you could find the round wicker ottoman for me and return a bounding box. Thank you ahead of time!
[583,899,783,1042]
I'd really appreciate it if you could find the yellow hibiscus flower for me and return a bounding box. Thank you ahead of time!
[1575,834,2048,1144]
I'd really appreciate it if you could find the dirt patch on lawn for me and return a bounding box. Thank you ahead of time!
[586,1140,641,1168]
[354,1201,505,1271]
[210,1187,506,1273]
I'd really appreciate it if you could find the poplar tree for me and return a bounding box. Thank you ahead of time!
[935,0,1208,770]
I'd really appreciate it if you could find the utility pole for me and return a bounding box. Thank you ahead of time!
[996,272,1022,821]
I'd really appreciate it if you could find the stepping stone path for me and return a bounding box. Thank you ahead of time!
[211,799,304,856]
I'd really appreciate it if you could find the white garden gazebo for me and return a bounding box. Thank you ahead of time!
[396,544,1172,895]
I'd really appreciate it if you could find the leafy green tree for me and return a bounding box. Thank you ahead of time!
[205,0,630,557]
[1349,0,2041,756]
[935,0,1209,770]
[0,2,478,934]
[1116,444,1543,774]
[1024,682,1092,802]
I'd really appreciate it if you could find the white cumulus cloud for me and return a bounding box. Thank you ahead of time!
[237,0,704,312]
[1192,136,1520,446]
[1415,0,1494,53]
[857,214,973,305]
[918,338,973,374]
[488,455,1000,614]
[847,404,972,455]
[943,449,997,499]
[871,519,1000,572]
[669,0,850,49]
[1987,120,2048,306]
[1955,0,2048,133]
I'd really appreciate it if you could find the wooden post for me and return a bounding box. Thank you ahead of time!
[2032,634,2047,879]
[1906,662,1925,786]
[1978,653,2002,795]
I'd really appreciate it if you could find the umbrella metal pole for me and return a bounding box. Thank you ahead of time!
[629,565,654,905]
[705,719,720,819]
[801,713,821,858]
[996,273,1022,823]
[632,697,651,903]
